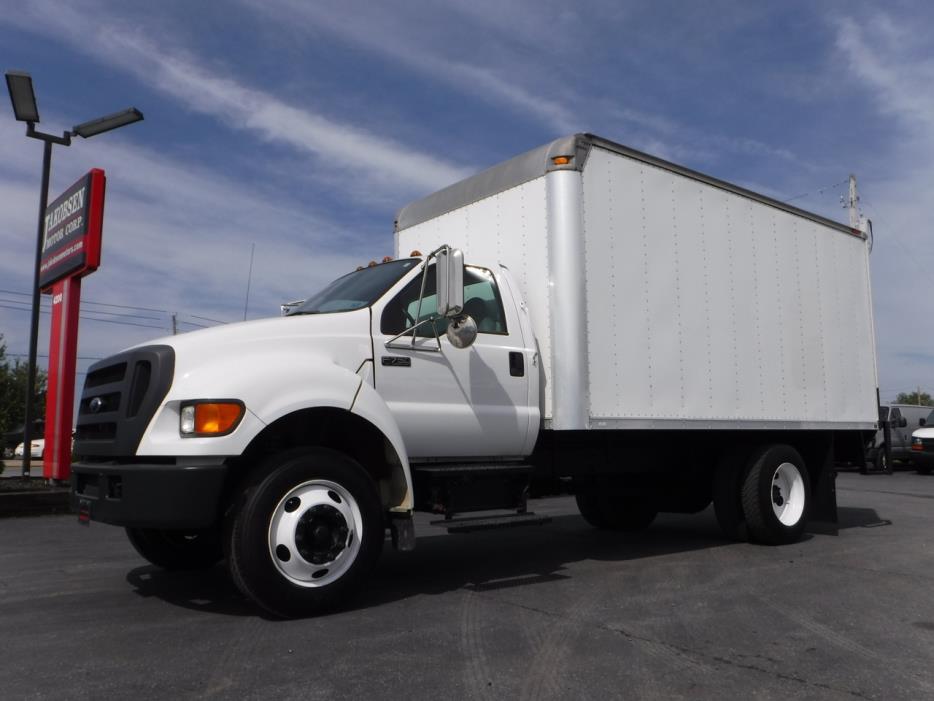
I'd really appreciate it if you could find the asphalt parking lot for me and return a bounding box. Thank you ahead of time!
[1,471,933,700]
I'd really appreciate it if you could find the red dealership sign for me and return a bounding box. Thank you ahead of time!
[39,169,105,291]
[42,169,107,481]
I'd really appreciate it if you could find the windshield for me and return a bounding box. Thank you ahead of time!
[289,258,420,315]
[926,409,934,426]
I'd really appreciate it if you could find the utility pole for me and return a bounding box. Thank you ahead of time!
[243,242,255,321]
[848,174,860,229]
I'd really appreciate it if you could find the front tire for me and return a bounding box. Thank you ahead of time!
[125,527,223,570]
[741,445,810,545]
[228,447,383,618]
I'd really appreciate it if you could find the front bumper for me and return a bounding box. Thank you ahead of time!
[911,450,934,471]
[71,460,228,529]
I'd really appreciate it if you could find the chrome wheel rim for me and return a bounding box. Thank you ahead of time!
[268,480,363,587]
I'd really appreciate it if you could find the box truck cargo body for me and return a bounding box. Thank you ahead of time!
[395,134,878,432]
[72,134,878,617]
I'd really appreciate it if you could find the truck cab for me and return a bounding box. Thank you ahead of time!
[73,248,539,616]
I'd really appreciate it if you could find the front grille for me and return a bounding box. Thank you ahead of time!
[86,362,127,388]
[75,346,175,458]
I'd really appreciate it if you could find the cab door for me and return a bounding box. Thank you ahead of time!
[372,265,534,460]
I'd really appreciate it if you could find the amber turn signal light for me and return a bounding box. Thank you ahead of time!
[180,401,244,436]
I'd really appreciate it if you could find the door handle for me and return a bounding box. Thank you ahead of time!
[509,352,524,377]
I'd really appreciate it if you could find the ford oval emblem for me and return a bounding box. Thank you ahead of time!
[89,397,103,413]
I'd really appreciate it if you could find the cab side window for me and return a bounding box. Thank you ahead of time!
[381,266,507,338]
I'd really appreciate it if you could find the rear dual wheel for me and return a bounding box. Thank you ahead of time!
[714,444,810,545]
[227,447,383,618]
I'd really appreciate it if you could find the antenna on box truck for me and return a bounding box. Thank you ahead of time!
[848,174,860,229]
[846,174,873,251]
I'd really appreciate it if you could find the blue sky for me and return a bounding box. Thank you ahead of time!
[1,0,933,402]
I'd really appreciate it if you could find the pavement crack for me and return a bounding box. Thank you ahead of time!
[474,593,874,699]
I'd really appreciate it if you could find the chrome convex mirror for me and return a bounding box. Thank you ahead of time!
[446,313,477,349]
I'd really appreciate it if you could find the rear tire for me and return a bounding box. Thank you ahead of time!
[125,527,223,570]
[575,485,657,531]
[227,447,383,618]
[741,444,810,545]
[873,448,888,474]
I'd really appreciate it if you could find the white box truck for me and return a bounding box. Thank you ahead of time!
[72,134,878,617]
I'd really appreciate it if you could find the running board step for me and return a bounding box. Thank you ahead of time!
[430,512,551,533]
[413,463,533,475]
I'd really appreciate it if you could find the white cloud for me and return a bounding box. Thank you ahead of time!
[0,0,473,197]
[238,0,579,134]
[833,12,934,399]
[0,116,385,370]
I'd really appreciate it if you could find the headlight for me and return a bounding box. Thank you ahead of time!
[179,400,245,437]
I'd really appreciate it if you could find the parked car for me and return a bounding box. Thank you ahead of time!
[4,422,45,459]
[14,438,45,459]
[867,404,932,472]
[910,408,934,474]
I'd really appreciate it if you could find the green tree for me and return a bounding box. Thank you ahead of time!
[895,391,934,406]
[0,334,48,449]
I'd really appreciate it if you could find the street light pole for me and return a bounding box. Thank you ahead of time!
[5,70,142,479]
[22,135,59,478]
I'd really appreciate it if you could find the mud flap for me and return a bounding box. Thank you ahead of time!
[810,454,838,524]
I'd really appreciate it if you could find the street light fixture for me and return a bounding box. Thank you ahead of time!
[5,70,39,123]
[73,108,144,138]
[4,69,143,479]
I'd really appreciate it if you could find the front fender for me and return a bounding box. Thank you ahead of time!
[351,379,413,512]
[138,359,362,456]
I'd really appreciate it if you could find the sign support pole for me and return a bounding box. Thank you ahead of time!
[43,277,82,482]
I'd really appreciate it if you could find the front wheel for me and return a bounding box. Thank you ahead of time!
[741,445,810,545]
[125,527,223,570]
[228,447,383,618]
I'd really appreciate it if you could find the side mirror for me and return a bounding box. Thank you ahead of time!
[900,417,908,428]
[920,418,927,427]
[446,313,478,349]
[435,247,464,318]
[280,299,305,316]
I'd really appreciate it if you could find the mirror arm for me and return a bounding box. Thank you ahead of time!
[385,317,443,352]
[406,244,458,349]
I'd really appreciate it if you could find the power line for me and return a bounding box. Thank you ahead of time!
[0,303,168,330]
[0,288,169,314]
[0,298,164,323]
[6,353,103,360]
[783,178,849,204]
[0,289,231,325]
[183,312,229,324]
